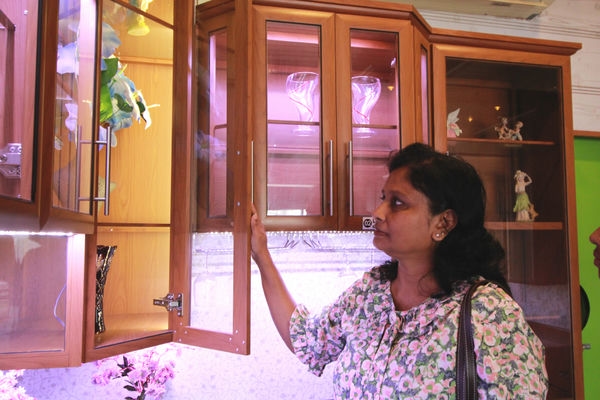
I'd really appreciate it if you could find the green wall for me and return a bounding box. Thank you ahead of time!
[574,137,600,399]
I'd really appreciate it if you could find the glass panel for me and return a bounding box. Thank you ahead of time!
[0,232,75,354]
[98,0,172,222]
[197,28,227,220]
[92,0,173,347]
[52,0,97,213]
[190,233,233,333]
[350,29,399,216]
[420,45,430,144]
[94,229,170,347]
[444,58,573,398]
[266,22,322,217]
[123,0,173,26]
[0,1,38,200]
[192,25,234,335]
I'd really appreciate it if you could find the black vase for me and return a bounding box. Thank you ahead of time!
[95,245,117,334]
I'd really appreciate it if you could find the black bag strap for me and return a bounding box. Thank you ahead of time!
[456,280,488,400]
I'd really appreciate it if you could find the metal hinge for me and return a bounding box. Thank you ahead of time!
[153,293,183,316]
[0,143,22,179]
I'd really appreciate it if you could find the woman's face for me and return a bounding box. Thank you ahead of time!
[372,167,440,263]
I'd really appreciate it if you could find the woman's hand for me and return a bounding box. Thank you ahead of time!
[250,204,269,265]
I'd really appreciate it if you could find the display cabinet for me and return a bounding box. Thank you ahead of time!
[431,32,583,399]
[194,0,583,397]
[0,0,99,233]
[0,0,200,367]
[0,0,38,227]
[0,0,95,369]
[196,0,431,233]
[84,0,177,360]
[0,232,85,369]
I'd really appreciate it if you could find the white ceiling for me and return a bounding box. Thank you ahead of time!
[377,0,556,19]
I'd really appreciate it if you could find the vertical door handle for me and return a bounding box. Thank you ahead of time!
[328,140,333,216]
[348,140,353,216]
[93,126,112,215]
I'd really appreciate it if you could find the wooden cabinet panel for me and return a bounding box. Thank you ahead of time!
[91,228,170,349]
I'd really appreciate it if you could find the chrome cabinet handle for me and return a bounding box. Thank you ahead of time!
[328,140,333,216]
[91,126,112,215]
[251,140,254,204]
[78,125,112,215]
[348,140,353,216]
[74,126,82,212]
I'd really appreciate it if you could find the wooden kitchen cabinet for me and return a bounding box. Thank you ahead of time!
[84,0,178,361]
[0,0,96,369]
[0,0,97,233]
[0,0,200,367]
[196,0,430,233]
[0,3,584,397]
[431,33,583,399]
[195,0,583,397]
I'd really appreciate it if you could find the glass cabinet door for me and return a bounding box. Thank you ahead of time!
[0,1,39,226]
[0,231,85,369]
[51,0,97,218]
[265,21,323,218]
[336,16,415,230]
[87,0,174,355]
[253,10,419,231]
[253,8,336,230]
[191,8,250,354]
[433,48,579,399]
[347,28,399,219]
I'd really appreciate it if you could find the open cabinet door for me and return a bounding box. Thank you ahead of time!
[169,0,251,355]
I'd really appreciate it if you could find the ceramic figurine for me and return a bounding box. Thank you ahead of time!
[495,117,511,140]
[446,108,463,137]
[513,170,538,222]
[509,121,524,141]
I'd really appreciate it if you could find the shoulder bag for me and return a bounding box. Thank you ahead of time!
[456,280,488,400]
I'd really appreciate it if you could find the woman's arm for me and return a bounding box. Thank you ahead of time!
[250,204,297,351]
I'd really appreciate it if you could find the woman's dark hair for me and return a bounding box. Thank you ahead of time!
[377,143,511,296]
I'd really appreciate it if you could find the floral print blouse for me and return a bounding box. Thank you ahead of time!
[289,269,548,399]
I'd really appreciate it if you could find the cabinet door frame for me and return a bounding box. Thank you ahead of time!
[335,14,417,230]
[169,0,252,355]
[253,5,337,231]
[0,0,98,234]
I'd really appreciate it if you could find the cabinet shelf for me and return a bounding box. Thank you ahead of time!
[485,221,563,231]
[0,329,65,354]
[448,137,554,146]
[93,313,169,348]
[447,137,557,159]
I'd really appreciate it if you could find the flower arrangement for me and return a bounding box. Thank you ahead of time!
[99,22,152,148]
[0,370,35,400]
[92,344,180,399]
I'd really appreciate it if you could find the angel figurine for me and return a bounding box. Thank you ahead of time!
[513,170,538,222]
[495,117,511,140]
[446,108,463,137]
[509,121,524,141]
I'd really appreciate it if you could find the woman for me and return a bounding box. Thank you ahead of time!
[591,226,600,272]
[250,143,547,399]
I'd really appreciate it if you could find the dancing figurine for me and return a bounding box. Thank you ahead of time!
[513,170,538,222]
